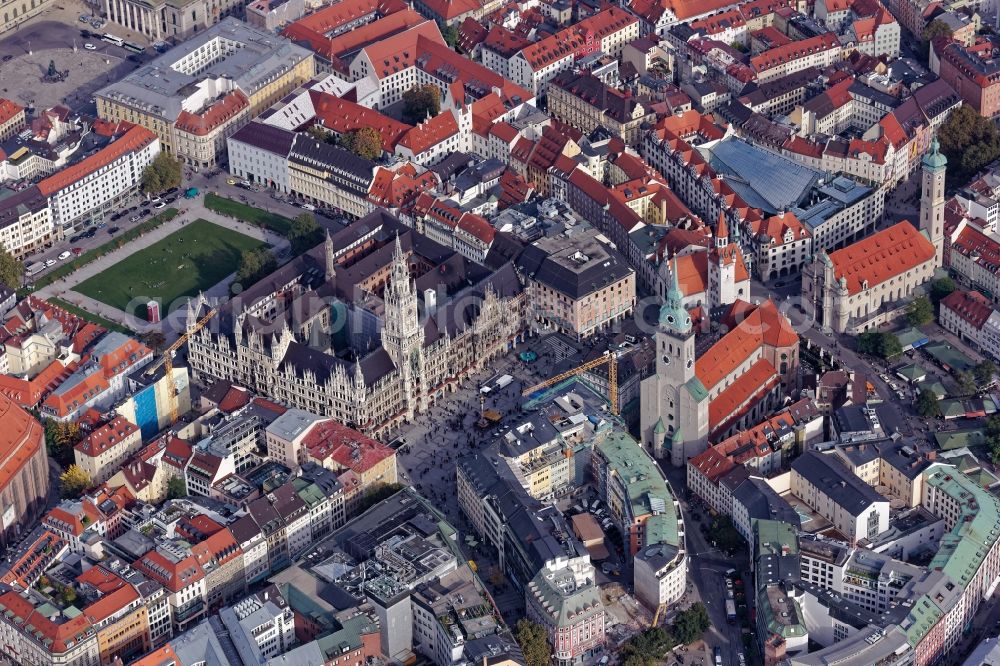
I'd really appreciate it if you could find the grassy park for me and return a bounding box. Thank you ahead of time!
[204,193,293,234]
[74,219,265,315]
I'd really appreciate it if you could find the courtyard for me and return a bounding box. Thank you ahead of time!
[73,219,265,318]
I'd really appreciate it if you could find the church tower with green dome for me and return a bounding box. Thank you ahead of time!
[641,259,708,463]
[920,134,947,269]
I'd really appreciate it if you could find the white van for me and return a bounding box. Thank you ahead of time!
[301,203,316,211]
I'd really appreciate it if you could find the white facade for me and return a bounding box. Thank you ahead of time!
[46,135,160,230]
[227,130,291,193]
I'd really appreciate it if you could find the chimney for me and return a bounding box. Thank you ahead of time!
[927,451,937,460]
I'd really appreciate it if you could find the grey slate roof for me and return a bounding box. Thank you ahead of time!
[792,450,887,516]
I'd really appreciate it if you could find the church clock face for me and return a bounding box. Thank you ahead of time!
[662,355,670,365]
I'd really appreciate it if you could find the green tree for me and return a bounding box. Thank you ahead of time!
[857,331,881,356]
[514,619,550,666]
[857,331,902,359]
[939,104,1000,188]
[922,18,954,44]
[987,415,1000,463]
[709,515,745,554]
[673,603,711,645]
[975,359,997,387]
[439,21,460,48]
[167,476,187,499]
[907,297,934,326]
[307,124,337,145]
[288,213,323,255]
[57,585,77,606]
[141,152,182,193]
[955,369,977,395]
[915,388,942,418]
[45,420,81,467]
[235,248,277,288]
[59,465,91,499]
[340,127,383,160]
[0,246,24,290]
[622,626,677,665]
[402,84,441,124]
[930,276,957,305]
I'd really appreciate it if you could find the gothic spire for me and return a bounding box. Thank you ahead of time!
[659,258,692,335]
[325,229,335,281]
[716,211,729,248]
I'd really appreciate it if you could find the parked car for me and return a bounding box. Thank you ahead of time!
[129,215,140,222]
[84,43,97,50]
[165,196,176,204]
[79,14,91,21]
[154,202,166,209]
[71,247,84,255]
[57,250,72,261]
[141,208,151,216]
[149,196,161,203]
[44,259,56,268]
[107,226,120,234]
[69,234,81,243]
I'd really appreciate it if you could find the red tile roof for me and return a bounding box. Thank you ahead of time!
[75,415,139,458]
[398,111,459,154]
[132,646,180,666]
[0,98,24,125]
[457,212,496,244]
[520,8,638,71]
[37,125,157,197]
[191,528,243,569]
[695,300,796,389]
[750,33,840,72]
[828,221,936,295]
[284,0,406,35]
[175,90,249,136]
[688,445,735,482]
[284,7,422,65]
[311,91,411,150]
[303,420,395,473]
[941,289,994,330]
[0,591,94,655]
[709,358,780,432]
[362,22,531,105]
[419,0,480,20]
[368,165,438,209]
[134,549,204,592]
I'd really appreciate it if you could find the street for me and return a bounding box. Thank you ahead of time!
[663,465,748,666]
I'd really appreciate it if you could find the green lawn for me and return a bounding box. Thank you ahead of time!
[204,193,293,234]
[27,208,179,292]
[74,219,265,318]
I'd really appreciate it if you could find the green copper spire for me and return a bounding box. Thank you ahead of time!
[659,258,692,334]
[923,133,947,172]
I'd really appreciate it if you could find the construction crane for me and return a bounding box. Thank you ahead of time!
[651,603,666,628]
[521,348,632,415]
[145,307,217,424]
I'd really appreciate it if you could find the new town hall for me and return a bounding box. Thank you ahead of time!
[186,210,525,436]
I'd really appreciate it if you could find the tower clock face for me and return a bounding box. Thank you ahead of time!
[662,355,670,365]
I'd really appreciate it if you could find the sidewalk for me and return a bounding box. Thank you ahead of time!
[36,206,290,339]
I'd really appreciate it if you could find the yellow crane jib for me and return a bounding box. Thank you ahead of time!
[521,348,631,415]
[146,308,218,424]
